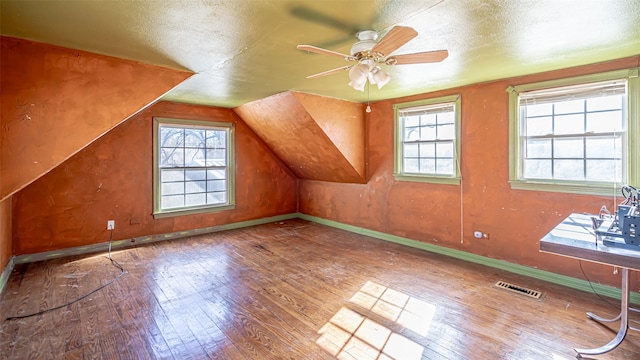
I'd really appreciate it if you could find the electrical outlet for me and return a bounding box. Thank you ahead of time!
[107,220,115,230]
[473,231,482,239]
[483,233,490,240]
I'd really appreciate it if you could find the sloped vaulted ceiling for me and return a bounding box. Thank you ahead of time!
[234,91,366,183]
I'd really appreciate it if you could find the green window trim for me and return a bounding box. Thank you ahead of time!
[393,94,462,185]
[153,117,236,218]
[507,68,639,195]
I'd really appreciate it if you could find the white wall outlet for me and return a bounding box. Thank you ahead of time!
[107,220,115,230]
[473,231,482,239]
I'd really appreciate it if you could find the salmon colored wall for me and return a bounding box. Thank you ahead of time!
[12,101,298,255]
[0,198,11,271]
[291,92,366,180]
[299,56,640,289]
[234,91,366,183]
[0,36,191,202]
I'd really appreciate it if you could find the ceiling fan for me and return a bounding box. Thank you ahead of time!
[297,26,448,92]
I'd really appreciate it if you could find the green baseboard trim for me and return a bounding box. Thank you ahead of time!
[296,213,640,305]
[0,257,15,295]
[13,213,298,265]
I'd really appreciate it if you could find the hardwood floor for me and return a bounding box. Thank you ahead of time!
[1,219,638,359]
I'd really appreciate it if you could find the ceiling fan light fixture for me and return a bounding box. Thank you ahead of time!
[298,26,449,94]
[348,63,369,91]
[369,66,391,89]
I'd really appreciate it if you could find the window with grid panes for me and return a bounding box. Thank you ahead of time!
[394,95,461,184]
[508,68,639,195]
[153,118,235,217]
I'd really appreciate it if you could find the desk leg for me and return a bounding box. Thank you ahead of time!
[575,268,629,357]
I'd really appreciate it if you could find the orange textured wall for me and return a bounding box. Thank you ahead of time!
[299,56,640,288]
[234,92,366,183]
[12,102,298,255]
[0,198,11,272]
[0,36,191,201]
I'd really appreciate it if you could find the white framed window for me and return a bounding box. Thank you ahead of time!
[394,94,461,184]
[153,118,235,218]
[508,68,639,195]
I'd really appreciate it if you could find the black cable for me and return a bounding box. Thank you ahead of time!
[621,184,638,205]
[579,260,619,309]
[6,230,126,321]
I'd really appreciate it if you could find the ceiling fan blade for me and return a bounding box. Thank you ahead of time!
[297,45,352,59]
[306,65,352,79]
[389,50,449,65]
[371,26,418,56]
[290,6,360,34]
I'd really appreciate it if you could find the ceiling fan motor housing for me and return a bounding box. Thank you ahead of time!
[350,30,379,56]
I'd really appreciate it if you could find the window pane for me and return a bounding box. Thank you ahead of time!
[404,116,419,127]
[436,159,454,175]
[405,127,419,141]
[404,143,418,158]
[206,149,226,166]
[554,114,584,135]
[185,181,206,194]
[554,160,584,180]
[525,116,552,136]
[419,159,435,173]
[586,160,621,182]
[184,129,206,148]
[586,137,621,159]
[438,123,455,140]
[526,139,551,158]
[162,182,183,195]
[553,138,584,158]
[524,159,552,179]
[554,99,584,114]
[436,142,453,158]
[437,112,455,124]
[160,148,184,167]
[419,143,435,157]
[162,195,184,209]
[184,148,206,166]
[586,111,623,133]
[523,103,552,117]
[207,169,226,180]
[404,159,419,173]
[186,169,206,181]
[420,124,436,141]
[161,169,184,182]
[185,193,206,207]
[208,180,226,191]
[206,130,226,148]
[420,114,436,127]
[207,192,227,205]
[587,95,622,112]
[160,127,183,147]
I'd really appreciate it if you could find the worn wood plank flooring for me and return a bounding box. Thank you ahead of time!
[1,219,638,359]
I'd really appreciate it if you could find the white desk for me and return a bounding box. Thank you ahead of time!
[540,213,639,357]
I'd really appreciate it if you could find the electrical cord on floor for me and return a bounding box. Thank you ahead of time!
[5,230,126,321]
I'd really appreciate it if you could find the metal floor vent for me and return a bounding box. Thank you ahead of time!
[494,281,542,300]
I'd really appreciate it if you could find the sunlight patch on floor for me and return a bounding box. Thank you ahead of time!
[316,281,436,360]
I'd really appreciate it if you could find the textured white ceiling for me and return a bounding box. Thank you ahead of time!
[2,0,639,107]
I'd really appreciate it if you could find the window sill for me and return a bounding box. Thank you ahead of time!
[153,204,236,219]
[394,173,461,185]
[509,180,624,196]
